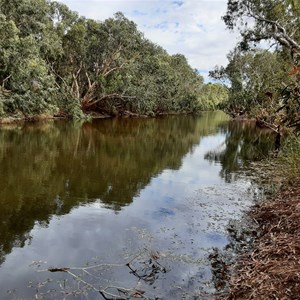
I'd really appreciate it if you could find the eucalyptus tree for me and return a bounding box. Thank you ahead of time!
[170,54,204,112]
[0,1,214,118]
[0,0,60,116]
[221,0,300,131]
[223,0,300,60]
[197,83,229,110]
[80,13,145,114]
[211,49,292,116]
[0,14,19,115]
[53,12,159,115]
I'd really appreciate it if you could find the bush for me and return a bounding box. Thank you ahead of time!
[277,135,300,182]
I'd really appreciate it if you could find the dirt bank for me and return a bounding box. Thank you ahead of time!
[219,181,300,299]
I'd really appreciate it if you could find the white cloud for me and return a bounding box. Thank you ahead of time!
[57,0,239,81]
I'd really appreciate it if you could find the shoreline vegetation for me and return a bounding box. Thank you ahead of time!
[0,110,204,125]
[216,135,300,299]
[0,1,228,120]
[209,0,300,297]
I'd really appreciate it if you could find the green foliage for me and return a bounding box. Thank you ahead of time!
[197,83,228,110]
[277,135,300,181]
[223,0,300,59]
[216,0,300,131]
[211,49,293,120]
[279,78,300,133]
[0,1,220,119]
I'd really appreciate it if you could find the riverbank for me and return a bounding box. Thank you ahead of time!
[0,111,197,125]
[0,112,107,124]
[218,137,300,299]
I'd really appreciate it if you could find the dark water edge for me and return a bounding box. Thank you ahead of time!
[0,112,276,299]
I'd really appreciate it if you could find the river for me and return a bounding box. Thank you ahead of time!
[0,112,275,299]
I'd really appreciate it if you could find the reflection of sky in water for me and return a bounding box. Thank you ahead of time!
[0,127,256,299]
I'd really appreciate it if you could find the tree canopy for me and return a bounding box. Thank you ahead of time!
[211,0,300,132]
[223,0,300,59]
[0,0,225,119]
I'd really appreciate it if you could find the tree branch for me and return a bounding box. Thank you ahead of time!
[83,93,136,109]
[1,74,11,88]
[102,62,126,77]
[247,11,300,52]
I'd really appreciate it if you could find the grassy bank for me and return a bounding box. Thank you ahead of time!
[219,135,300,299]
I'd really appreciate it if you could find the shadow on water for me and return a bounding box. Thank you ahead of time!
[0,112,276,299]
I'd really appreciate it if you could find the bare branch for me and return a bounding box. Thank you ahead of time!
[83,93,136,109]
[247,11,300,52]
[102,62,126,77]
[85,71,92,89]
[1,74,11,88]
[33,249,166,300]
[71,63,83,99]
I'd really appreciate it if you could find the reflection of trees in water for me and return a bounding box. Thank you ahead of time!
[0,112,228,265]
[204,120,276,183]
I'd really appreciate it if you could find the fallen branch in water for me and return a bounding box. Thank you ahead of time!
[48,267,70,273]
[33,248,165,300]
[51,266,148,300]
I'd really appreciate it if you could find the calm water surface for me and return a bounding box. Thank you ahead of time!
[0,112,275,299]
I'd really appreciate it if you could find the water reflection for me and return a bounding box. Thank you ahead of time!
[204,120,275,182]
[0,112,227,265]
[0,112,275,299]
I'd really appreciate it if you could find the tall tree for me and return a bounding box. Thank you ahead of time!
[214,0,300,133]
[223,0,300,61]
[0,1,212,119]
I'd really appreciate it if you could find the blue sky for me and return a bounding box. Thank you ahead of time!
[58,0,238,81]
